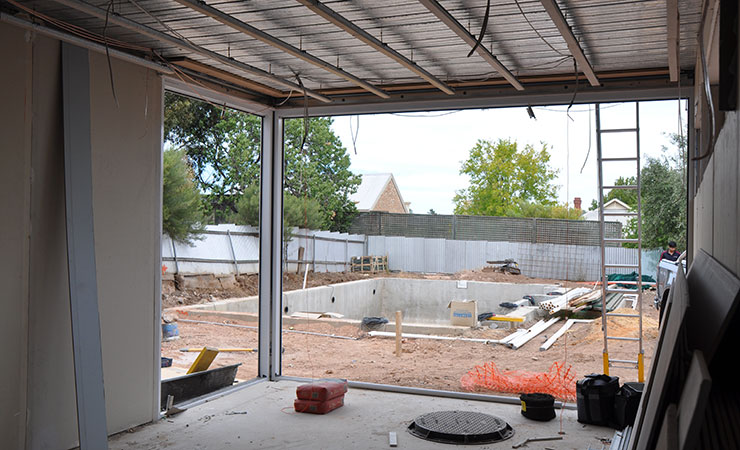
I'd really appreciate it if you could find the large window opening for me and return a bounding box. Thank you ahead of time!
[156,94,688,402]
[277,100,688,399]
[159,91,263,400]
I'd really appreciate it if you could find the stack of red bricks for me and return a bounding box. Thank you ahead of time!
[294,379,348,414]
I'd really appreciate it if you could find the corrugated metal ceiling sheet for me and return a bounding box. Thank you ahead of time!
[10,0,702,95]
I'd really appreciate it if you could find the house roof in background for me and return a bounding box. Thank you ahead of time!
[350,173,407,212]
[604,198,632,210]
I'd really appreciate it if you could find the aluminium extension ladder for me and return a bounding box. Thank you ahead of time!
[595,103,645,383]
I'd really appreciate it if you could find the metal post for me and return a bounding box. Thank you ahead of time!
[312,235,317,273]
[226,229,239,275]
[635,102,645,382]
[595,103,609,375]
[258,111,283,380]
[344,237,349,273]
[61,42,108,449]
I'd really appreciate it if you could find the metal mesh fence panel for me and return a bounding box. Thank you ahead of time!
[350,212,622,246]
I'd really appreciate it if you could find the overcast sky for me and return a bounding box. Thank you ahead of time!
[330,100,687,215]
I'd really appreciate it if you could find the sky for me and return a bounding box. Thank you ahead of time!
[330,100,687,215]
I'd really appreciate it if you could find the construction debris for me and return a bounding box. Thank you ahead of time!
[506,318,562,350]
[511,435,563,448]
[351,255,388,273]
[538,288,592,313]
[485,259,521,275]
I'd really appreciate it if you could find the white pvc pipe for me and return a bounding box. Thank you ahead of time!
[508,318,562,349]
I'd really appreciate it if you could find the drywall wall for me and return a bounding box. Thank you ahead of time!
[89,50,162,436]
[25,33,80,449]
[692,23,740,278]
[693,109,739,277]
[0,23,31,450]
[0,20,163,449]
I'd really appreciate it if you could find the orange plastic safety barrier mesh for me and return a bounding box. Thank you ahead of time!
[460,361,577,401]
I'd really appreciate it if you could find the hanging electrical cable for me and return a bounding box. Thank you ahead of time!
[566,59,579,121]
[467,0,491,57]
[103,0,120,108]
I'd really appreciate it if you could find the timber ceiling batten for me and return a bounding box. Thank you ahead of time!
[539,0,599,87]
[49,0,332,103]
[171,0,390,99]
[417,0,525,91]
[294,0,455,95]
[667,0,679,82]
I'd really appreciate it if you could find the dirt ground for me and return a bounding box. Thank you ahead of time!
[162,271,659,397]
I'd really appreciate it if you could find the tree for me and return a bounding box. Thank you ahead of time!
[164,93,360,231]
[164,92,261,221]
[641,132,686,250]
[233,186,324,241]
[162,148,206,243]
[428,208,437,215]
[453,139,558,216]
[283,117,361,232]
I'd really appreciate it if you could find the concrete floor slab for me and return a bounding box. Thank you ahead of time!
[110,380,615,449]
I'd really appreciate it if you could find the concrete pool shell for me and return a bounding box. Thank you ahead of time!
[175,278,562,333]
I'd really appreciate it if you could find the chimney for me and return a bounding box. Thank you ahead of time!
[573,197,582,210]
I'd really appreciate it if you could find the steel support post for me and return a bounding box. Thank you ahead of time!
[258,111,283,380]
[61,42,109,449]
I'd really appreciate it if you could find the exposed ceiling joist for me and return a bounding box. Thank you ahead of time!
[539,0,600,87]
[666,0,680,82]
[172,59,286,98]
[417,0,524,91]
[50,0,331,103]
[172,0,390,99]
[294,0,454,95]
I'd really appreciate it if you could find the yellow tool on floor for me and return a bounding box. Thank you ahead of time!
[180,348,255,353]
[485,316,524,323]
[186,347,220,374]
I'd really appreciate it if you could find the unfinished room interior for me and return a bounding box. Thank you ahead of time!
[1,0,738,449]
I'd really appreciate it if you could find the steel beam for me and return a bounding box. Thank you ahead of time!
[539,0,600,87]
[50,0,331,103]
[173,0,389,99]
[275,77,689,118]
[667,0,680,82]
[295,0,454,95]
[418,0,524,91]
[258,111,283,380]
[61,42,109,450]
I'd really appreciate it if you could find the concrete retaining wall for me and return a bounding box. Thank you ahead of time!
[179,278,559,326]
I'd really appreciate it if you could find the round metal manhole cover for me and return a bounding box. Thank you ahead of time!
[408,410,514,445]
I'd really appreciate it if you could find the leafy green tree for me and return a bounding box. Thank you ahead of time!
[453,139,558,216]
[162,148,206,243]
[641,133,686,250]
[283,117,361,232]
[164,92,261,221]
[428,208,437,215]
[164,93,360,231]
[234,186,323,241]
